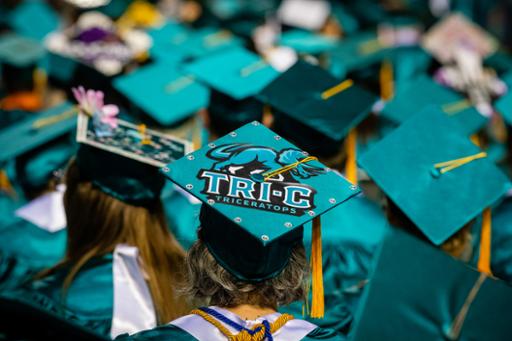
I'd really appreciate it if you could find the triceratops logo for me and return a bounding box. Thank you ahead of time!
[197,143,325,216]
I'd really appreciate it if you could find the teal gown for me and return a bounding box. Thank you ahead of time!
[0,216,66,290]
[280,195,389,333]
[491,197,512,283]
[4,255,114,337]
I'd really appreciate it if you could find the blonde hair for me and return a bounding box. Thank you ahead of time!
[40,161,189,324]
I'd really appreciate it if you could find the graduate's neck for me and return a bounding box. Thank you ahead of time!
[224,304,277,321]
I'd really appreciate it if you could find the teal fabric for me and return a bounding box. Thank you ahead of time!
[351,229,512,340]
[162,184,201,249]
[113,62,210,126]
[359,107,511,245]
[0,217,66,290]
[116,323,345,340]
[381,75,487,135]
[390,47,431,94]
[148,21,190,64]
[4,255,114,337]
[0,33,45,68]
[8,0,60,42]
[280,30,338,55]
[183,46,279,100]
[491,198,512,283]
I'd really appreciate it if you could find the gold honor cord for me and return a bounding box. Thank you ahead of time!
[240,60,268,77]
[433,152,487,174]
[445,273,487,340]
[165,75,196,93]
[442,99,472,115]
[262,156,318,181]
[321,79,354,100]
[31,107,78,130]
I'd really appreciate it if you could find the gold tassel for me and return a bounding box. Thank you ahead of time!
[262,105,273,127]
[344,129,358,185]
[33,68,47,98]
[379,60,394,100]
[310,216,324,318]
[477,208,492,275]
[0,169,16,198]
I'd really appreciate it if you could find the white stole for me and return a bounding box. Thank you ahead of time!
[171,306,317,341]
[110,244,157,338]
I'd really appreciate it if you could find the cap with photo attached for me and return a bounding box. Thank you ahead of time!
[381,75,488,135]
[183,46,279,134]
[113,62,209,127]
[161,121,360,317]
[359,106,510,259]
[72,86,192,206]
[352,229,512,341]
[257,60,377,159]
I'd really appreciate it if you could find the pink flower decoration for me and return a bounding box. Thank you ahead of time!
[72,86,119,128]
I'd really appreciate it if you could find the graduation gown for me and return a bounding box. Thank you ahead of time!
[491,197,512,283]
[118,306,345,340]
[280,195,389,333]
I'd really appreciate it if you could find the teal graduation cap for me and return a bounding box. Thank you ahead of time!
[161,121,360,316]
[327,31,392,78]
[182,46,279,100]
[0,33,45,68]
[495,79,512,126]
[352,229,512,341]
[0,102,76,165]
[257,60,377,157]
[359,106,511,246]
[279,29,338,55]
[381,75,487,135]
[113,62,209,126]
[8,0,60,42]
[148,21,190,64]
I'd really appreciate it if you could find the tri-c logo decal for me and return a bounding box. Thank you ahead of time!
[198,144,325,216]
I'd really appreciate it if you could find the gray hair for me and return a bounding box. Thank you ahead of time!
[181,240,309,309]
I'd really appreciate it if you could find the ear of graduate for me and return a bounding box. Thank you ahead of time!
[2,2,512,341]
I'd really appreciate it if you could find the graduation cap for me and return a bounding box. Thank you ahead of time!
[161,121,360,317]
[147,21,190,64]
[279,29,338,55]
[113,62,209,127]
[352,229,512,341]
[72,87,192,206]
[0,33,44,69]
[257,60,377,159]
[7,0,60,42]
[277,0,331,31]
[359,106,510,246]
[327,31,392,78]
[381,75,488,135]
[0,102,77,166]
[183,46,279,135]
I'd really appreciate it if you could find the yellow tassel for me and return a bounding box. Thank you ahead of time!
[33,68,47,98]
[262,105,273,127]
[310,216,324,318]
[477,208,492,275]
[0,169,16,198]
[344,129,358,185]
[379,60,394,100]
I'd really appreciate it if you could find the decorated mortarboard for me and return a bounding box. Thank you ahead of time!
[277,0,331,31]
[113,62,209,127]
[359,106,511,246]
[7,0,60,42]
[0,102,77,165]
[72,86,192,206]
[352,229,512,341]
[422,13,498,64]
[161,121,360,317]
[279,29,338,55]
[257,60,377,158]
[182,46,279,100]
[0,34,45,68]
[381,75,487,135]
[327,31,392,78]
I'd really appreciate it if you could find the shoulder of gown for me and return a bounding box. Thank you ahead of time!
[303,327,347,340]
[115,324,198,341]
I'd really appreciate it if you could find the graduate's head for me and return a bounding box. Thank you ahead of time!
[162,121,360,317]
[257,60,377,169]
[359,108,511,263]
